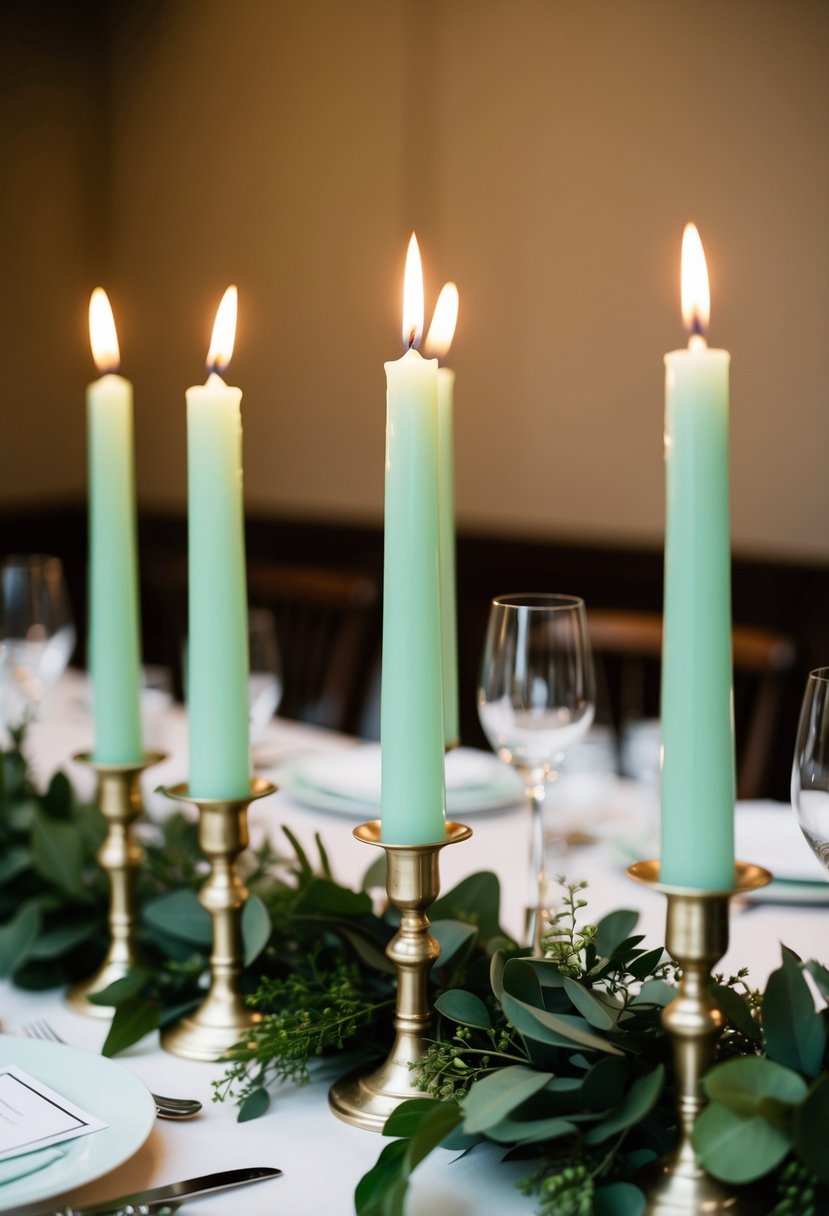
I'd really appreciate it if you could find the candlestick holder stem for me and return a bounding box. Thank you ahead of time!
[160,777,276,1062]
[329,818,472,1132]
[67,751,166,1017]
[628,859,771,1215]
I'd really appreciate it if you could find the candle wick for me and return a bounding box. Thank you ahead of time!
[407,329,417,350]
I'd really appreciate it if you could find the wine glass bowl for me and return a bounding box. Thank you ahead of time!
[478,593,595,950]
[792,667,829,871]
[0,555,76,721]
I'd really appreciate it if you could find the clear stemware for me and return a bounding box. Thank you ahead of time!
[791,667,829,871]
[478,593,595,952]
[248,606,283,742]
[0,555,76,724]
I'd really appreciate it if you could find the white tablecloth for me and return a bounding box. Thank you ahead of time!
[3,674,827,1215]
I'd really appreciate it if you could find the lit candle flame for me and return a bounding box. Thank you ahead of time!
[681,222,710,347]
[206,285,238,373]
[424,282,459,359]
[89,288,120,373]
[402,233,424,350]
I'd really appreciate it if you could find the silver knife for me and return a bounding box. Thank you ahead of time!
[51,1165,282,1216]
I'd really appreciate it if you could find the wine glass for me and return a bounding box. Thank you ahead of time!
[0,555,76,723]
[478,593,595,952]
[248,606,283,743]
[792,667,829,871]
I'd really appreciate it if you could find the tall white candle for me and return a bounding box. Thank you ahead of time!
[380,235,446,844]
[661,224,735,890]
[425,282,460,749]
[87,289,143,765]
[187,287,251,799]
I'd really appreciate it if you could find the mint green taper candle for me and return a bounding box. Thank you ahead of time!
[87,289,143,765]
[186,286,251,800]
[660,224,735,889]
[425,281,460,749]
[380,234,446,844]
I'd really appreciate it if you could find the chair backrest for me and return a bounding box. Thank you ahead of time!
[142,557,379,736]
[246,562,379,735]
[586,609,797,799]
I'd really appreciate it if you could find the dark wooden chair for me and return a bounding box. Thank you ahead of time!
[246,561,379,735]
[143,557,379,736]
[586,609,797,800]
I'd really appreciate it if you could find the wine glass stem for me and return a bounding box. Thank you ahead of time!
[526,782,547,955]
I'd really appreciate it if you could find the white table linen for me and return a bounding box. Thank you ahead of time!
[3,673,826,1215]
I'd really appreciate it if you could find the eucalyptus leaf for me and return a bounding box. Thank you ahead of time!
[383,1098,444,1139]
[142,889,212,944]
[585,1065,664,1144]
[486,1113,576,1144]
[764,948,826,1077]
[594,908,639,956]
[712,982,761,1043]
[630,979,677,1007]
[88,970,151,1005]
[702,1056,807,1116]
[435,988,492,1029]
[354,1137,409,1216]
[237,1087,270,1122]
[503,957,544,1005]
[502,992,624,1056]
[693,1101,792,1183]
[338,925,396,974]
[431,920,478,976]
[0,900,41,976]
[31,810,87,900]
[242,895,272,966]
[563,977,616,1029]
[490,949,506,1000]
[101,996,161,1057]
[430,871,503,941]
[595,1182,646,1216]
[462,1065,553,1134]
[0,846,31,884]
[579,1056,629,1109]
[27,917,100,960]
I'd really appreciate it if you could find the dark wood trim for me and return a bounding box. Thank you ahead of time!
[2,498,826,800]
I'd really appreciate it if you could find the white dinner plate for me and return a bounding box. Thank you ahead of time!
[279,744,525,817]
[0,1034,156,1212]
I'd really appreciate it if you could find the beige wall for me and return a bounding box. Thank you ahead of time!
[3,0,828,561]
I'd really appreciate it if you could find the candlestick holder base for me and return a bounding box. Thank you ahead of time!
[627,859,772,1216]
[329,819,472,1132]
[66,751,166,1017]
[159,777,276,1061]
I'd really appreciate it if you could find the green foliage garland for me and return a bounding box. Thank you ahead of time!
[4,732,829,1215]
[355,887,829,1216]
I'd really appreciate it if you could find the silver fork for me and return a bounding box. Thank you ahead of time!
[21,1020,202,1119]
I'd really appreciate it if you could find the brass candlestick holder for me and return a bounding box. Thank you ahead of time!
[67,751,166,1017]
[628,859,772,1216]
[329,818,472,1132]
[160,777,276,1062]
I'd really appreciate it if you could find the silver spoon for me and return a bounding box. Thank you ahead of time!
[20,1020,203,1120]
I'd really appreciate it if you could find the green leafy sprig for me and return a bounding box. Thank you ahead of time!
[356,887,829,1216]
